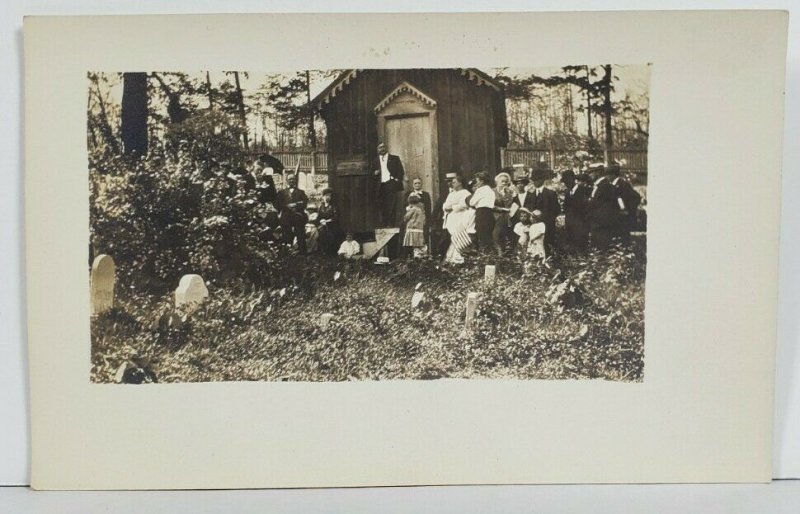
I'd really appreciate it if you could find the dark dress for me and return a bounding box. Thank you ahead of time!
[531,187,560,253]
[563,183,590,252]
[317,200,339,255]
[589,178,622,249]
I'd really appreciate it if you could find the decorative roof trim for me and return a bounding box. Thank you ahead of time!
[461,68,501,91]
[313,68,502,109]
[373,81,437,114]
[315,69,362,107]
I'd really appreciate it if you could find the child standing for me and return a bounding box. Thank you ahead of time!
[403,194,427,258]
[527,209,547,261]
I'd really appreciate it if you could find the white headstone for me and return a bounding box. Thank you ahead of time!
[91,254,115,315]
[465,292,479,330]
[484,265,496,283]
[175,274,209,312]
[411,291,425,309]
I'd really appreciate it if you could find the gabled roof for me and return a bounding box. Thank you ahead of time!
[312,68,502,108]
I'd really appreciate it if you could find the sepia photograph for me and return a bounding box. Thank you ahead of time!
[88,65,651,384]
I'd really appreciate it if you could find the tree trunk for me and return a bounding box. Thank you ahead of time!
[206,71,214,109]
[233,72,249,150]
[120,72,148,158]
[585,66,594,151]
[602,64,613,161]
[305,70,317,149]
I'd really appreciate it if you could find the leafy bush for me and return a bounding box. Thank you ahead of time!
[90,124,282,292]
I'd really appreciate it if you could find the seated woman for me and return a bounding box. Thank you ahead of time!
[304,204,320,253]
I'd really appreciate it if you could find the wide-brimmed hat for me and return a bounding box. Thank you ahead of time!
[560,169,577,182]
[605,163,622,176]
[444,172,459,180]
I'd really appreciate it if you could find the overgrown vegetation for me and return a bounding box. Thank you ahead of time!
[91,240,646,383]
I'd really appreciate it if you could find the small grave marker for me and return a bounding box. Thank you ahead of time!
[484,265,496,283]
[91,254,115,315]
[175,274,209,313]
[465,292,479,330]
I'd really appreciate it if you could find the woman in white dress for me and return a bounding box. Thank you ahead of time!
[442,176,475,264]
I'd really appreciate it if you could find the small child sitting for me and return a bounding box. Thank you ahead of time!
[337,231,361,259]
[513,208,533,261]
[403,194,427,258]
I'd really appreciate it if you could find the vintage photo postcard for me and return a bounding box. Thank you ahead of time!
[25,11,787,489]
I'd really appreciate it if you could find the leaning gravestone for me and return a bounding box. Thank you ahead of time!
[91,254,115,315]
[175,274,209,313]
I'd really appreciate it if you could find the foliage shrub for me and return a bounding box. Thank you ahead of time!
[90,118,283,292]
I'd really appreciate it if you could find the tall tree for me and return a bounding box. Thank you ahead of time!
[600,64,614,157]
[120,72,149,157]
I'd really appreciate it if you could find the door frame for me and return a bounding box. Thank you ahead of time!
[374,81,439,202]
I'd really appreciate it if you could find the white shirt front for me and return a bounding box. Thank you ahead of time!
[570,184,580,196]
[591,176,606,198]
[534,186,545,196]
[379,154,391,183]
[338,240,361,258]
[469,184,496,209]
[611,177,626,209]
[517,191,528,208]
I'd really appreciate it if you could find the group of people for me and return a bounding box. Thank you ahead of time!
[430,161,643,265]
[238,142,642,264]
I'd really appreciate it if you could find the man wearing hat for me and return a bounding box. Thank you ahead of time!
[530,161,560,254]
[510,174,535,226]
[372,142,405,227]
[606,163,642,240]
[561,169,590,252]
[588,163,622,249]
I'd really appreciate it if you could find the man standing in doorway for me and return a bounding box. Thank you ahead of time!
[373,142,405,227]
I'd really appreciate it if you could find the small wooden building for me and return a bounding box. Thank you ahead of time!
[314,69,508,232]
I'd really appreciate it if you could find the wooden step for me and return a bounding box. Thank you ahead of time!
[362,228,400,259]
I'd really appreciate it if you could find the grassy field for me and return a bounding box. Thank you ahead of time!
[91,238,646,383]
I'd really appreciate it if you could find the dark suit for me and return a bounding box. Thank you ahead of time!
[613,177,642,237]
[373,154,405,226]
[276,187,309,253]
[510,192,535,225]
[589,178,622,249]
[563,183,590,252]
[531,187,560,253]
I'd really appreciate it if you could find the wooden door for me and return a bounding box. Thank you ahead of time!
[384,114,433,194]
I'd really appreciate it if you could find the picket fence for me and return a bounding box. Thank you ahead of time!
[266,147,648,177]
